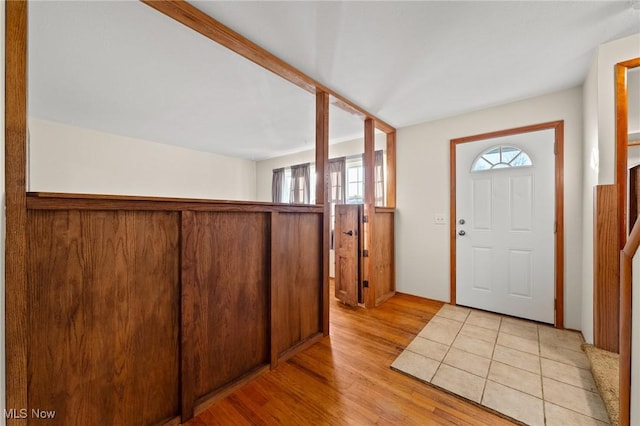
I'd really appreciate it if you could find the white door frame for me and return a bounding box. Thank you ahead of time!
[449,121,565,328]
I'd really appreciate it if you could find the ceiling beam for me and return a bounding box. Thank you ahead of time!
[141,0,396,134]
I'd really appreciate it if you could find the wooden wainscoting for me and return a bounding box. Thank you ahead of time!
[182,211,271,418]
[593,184,620,352]
[373,207,395,306]
[25,193,325,425]
[27,209,181,425]
[271,212,323,363]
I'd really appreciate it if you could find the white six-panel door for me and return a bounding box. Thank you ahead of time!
[456,130,555,324]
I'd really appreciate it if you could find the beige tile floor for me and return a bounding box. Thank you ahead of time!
[391,304,610,426]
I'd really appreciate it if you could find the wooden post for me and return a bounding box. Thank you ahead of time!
[5,1,29,424]
[385,130,396,208]
[363,118,376,307]
[316,91,330,335]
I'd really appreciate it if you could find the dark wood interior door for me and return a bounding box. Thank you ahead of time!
[334,204,360,305]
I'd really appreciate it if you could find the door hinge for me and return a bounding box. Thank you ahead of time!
[554,141,558,155]
[554,221,557,233]
[363,280,369,288]
[363,215,369,223]
[363,249,369,257]
[554,298,557,311]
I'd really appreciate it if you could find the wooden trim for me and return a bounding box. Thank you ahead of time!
[140,0,395,134]
[193,365,270,417]
[386,131,397,208]
[276,333,323,364]
[363,118,376,308]
[616,58,640,247]
[270,211,279,369]
[617,63,630,246]
[449,140,457,305]
[449,121,565,327]
[615,59,640,426]
[555,121,565,328]
[27,192,324,213]
[5,2,29,424]
[315,91,330,336]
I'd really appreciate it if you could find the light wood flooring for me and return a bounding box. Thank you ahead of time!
[186,290,516,425]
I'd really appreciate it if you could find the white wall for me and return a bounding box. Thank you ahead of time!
[396,86,584,330]
[581,33,640,344]
[28,118,257,200]
[1,2,7,424]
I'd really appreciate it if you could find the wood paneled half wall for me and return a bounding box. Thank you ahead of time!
[25,193,325,425]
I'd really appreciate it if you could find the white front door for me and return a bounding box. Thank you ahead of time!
[456,129,555,324]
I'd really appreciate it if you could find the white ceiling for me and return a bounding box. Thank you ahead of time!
[28,1,640,160]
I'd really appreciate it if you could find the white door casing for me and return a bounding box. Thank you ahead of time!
[455,129,555,324]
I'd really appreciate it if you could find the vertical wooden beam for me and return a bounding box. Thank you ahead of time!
[619,250,632,426]
[363,118,376,308]
[385,131,396,208]
[554,120,565,329]
[5,1,28,424]
[315,91,330,336]
[270,211,280,367]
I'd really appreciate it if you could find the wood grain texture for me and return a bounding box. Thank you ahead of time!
[5,2,28,423]
[373,210,395,305]
[386,131,397,208]
[450,121,565,327]
[363,118,376,308]
[27,192,323,213]
[187,286,516,425]
[593,185,620,353]
[140,0,394,133]
[334,205,360,306]
[181,212,270,405]
[316,91,331,336]
[272,213,322,356]
[27,210,181,425]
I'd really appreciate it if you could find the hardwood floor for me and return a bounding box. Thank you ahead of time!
[186,290,516,425]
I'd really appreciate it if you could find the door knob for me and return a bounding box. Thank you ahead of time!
[459,219,466,225]
[458,230,466,236]
[343,230,353,236]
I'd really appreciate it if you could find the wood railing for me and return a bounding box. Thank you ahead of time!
[620,218,640,426]
[25,192,326,425]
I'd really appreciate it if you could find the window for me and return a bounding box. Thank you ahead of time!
[346,156,364,204]
[471,145,532,172]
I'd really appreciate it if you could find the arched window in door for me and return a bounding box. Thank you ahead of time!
[471,145,533,172]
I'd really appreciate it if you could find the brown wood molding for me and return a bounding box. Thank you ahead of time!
[449,121,565,328]
[27,192,324,213]
[140,0,395,134]
[5,1,28,424]
[616,58,640,248]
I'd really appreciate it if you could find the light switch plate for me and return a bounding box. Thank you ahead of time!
[434,214,446,225]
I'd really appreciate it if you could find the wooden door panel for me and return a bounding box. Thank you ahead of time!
[334,205,359,306]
